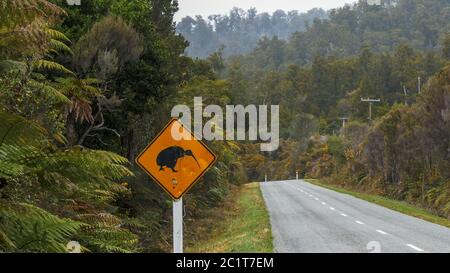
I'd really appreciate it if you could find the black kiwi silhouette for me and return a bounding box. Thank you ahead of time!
[156,146,200,172]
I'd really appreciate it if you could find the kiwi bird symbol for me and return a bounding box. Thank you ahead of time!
[156,146,200,172]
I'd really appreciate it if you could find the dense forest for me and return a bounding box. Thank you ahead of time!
[1,0,449,253]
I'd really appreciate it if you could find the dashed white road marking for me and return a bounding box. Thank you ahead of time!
[376,229,388,235]
[291,182,425,253]
[407,244,424,252]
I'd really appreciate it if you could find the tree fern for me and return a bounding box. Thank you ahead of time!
[0,0,66,58]
[56,77,103,123]
[0,111,133,197]
[0,111,136,252]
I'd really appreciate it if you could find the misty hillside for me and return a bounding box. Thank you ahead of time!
[177,0,450,61]
[176,8,328,58]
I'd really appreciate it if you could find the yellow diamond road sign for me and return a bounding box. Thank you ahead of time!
[136,119,217,199]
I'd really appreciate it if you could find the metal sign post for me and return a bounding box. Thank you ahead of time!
[173,198,183,253]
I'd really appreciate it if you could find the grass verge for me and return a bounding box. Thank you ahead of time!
[305,179,450,228]
[186,183,273,253]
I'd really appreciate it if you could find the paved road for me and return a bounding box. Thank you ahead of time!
[260,180,450,253]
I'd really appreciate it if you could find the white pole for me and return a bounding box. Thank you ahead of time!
[296,171,299,180]
[173,198,183,253]
[418,76,421,94]
[265,174,267,183]
[403,85,408,106]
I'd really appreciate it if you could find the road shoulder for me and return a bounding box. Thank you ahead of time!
[186,183,273,253]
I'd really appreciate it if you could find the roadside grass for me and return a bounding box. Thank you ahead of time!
[305,179,450,228]
[186,183,273,253]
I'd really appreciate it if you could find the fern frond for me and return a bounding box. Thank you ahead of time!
[78,213,122,228]
[0,111,46,146]
[81,78,102,85]
[49,39,73,54]
[0,202,83,252]
[33,60,74,75]
[76,212,139,253]
[0,144,40,178]
[44,28,70,43]
[28,79,72,104]
[52,132,68,145]
[0,227,17,250]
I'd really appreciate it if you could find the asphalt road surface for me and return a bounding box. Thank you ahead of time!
[260,180,450,253]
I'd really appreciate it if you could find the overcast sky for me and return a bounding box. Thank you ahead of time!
[175,0,356,22]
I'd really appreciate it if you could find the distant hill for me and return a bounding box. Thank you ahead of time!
[176,7,328,58]
[177,0,450,62]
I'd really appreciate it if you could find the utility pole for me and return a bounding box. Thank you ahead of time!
[403,85,408,106]
[339,117,349,129]
[361,98,380,121]
[418,76,421,94]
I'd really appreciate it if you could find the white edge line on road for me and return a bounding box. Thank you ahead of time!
[340,213,347,217]
[376,229,388,235]
[321,202,326,205]
[355,220,364,225]
[315,198,319,201]
[407,244,424,252]
[329,207,335,211]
